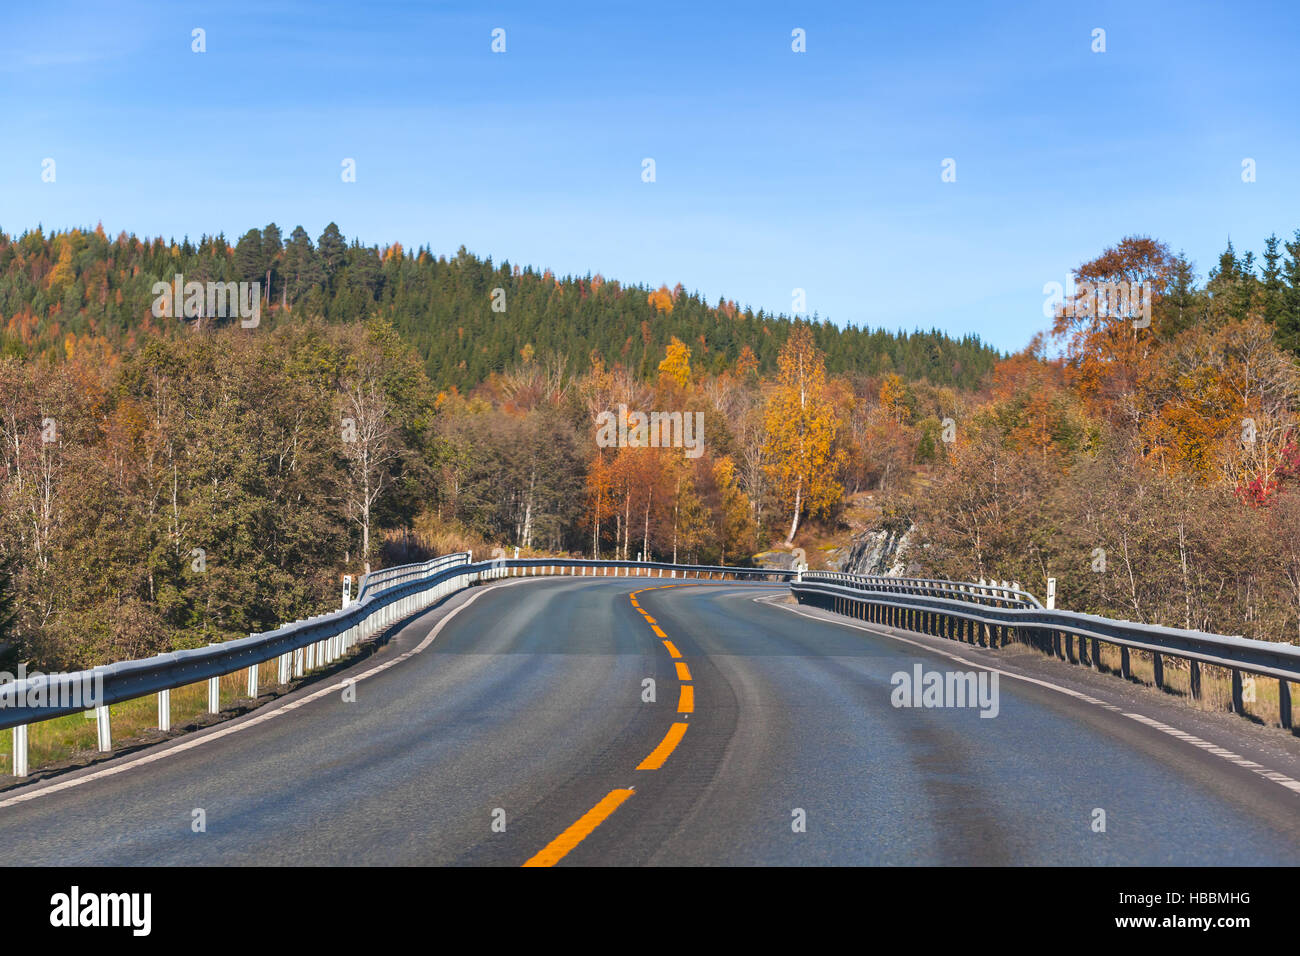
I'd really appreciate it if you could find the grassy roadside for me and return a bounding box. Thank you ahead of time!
[1090,642,1294,730]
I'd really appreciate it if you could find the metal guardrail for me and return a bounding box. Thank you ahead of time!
[0,554,791,778]
[790,576,1300,730]
[354,552,471,601]
[801,571,1042,608]
[481,557,795,582]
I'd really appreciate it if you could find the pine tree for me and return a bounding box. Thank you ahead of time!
[1279,230,1300,354]
[318,222,347,282]
[233,228,265,287]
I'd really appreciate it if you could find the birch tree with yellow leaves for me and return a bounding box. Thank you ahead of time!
[762,325,844,544]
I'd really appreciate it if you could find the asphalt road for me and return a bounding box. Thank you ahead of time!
[3,576,1300,865]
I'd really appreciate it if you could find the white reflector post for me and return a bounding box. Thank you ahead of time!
[12,725,28,777]
[95,704,111,751]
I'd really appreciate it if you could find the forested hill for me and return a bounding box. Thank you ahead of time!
[0,223,1000,389]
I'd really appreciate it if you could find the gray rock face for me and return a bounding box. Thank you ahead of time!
[827,524,914,576]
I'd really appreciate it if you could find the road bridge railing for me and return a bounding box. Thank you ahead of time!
[790,575,1300,731]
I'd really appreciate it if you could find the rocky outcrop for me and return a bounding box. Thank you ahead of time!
[826,523,915,576]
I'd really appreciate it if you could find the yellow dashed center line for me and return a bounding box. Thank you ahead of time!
[521,788,636,867]
[522,585,693,866]
[637,722,689,770]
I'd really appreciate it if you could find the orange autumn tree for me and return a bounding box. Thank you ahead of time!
[762,325,844,544]
[647,285,674,314]
[657,336,692,391]
[585,447,618,558]
[1145,316,1300,489]
[1052,235,1178,425]
[879,372,909,423]
[713,455,757,563]
[988,335,1091,464]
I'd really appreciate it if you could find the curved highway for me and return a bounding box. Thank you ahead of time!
[3,577,1300,865]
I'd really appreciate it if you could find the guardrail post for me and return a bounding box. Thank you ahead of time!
[208,676,220,714]
[1152,653,1163,690]
[247,661,259,699]
[1280,680,1293,730]
[12,725,28,777]
[1231,669,1244,713]
[295,646,304,677]
[1120,646,1131,680]
[95,704,111,751]
[1189,660,1201,699]
[1090,637,1101,670]
[158,688,171,731]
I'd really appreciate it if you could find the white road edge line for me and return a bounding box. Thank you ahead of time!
[0,580,524,811]
[758,594,1300,797]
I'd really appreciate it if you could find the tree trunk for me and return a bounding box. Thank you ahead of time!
[785,477,802,546]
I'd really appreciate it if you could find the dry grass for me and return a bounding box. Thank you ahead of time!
[1047,637,1291,728]
[411,512,494,560]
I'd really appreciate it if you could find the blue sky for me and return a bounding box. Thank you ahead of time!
[2,0,1297,352]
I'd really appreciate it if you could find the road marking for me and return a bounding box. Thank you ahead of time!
[0,580,518,811]
[637,722,689,770]
[522,581,692,865]
[1123,713,1300,792]
[521,788,636,867]
[765,596,1300,799]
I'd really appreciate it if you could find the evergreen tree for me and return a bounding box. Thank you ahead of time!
[318,222,347,281]
[1280,230,1300,354]
[233,228,266,286]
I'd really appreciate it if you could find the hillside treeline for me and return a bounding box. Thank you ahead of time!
[0,223,999,390]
